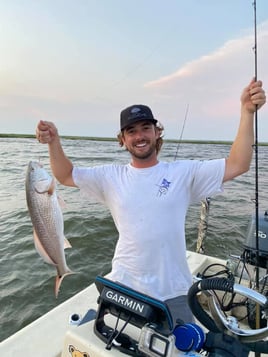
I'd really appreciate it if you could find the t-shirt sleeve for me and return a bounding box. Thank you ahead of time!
[72,166,106,203]
[190,158,225,203]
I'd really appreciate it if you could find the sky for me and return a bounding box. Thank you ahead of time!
[0,0,268,141]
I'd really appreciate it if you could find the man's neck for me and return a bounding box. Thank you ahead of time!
[130,157,159,169]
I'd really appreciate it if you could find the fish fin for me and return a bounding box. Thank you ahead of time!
[47,178,56,195]
[64,238,72,249]
[55,270,74,298]
[57,195,66,209]
[33,230,57,266]
[34,177,53,194]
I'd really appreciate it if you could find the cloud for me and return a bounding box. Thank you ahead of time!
[145,22,268,92]
[143,21,268,140]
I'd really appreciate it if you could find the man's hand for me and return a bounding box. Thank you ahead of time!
[241,78,266,114]
[36,120,58,144]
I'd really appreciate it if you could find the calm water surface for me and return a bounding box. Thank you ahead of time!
[1,137,268,342]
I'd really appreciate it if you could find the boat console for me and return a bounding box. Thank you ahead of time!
[94,275,175,356]
[62,276,206,357]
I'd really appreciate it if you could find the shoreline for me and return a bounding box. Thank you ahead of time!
[1,133,268,146]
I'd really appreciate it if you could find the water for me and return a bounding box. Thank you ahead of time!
[1,137,268,342]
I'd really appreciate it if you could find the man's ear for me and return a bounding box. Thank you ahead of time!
[117,131,125,147]
[155,126,161,138]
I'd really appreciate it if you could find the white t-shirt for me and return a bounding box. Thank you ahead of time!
[72,159,225,301]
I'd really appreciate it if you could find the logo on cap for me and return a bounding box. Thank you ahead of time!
[131,107,141,114]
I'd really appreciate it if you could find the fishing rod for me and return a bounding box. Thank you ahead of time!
[174,103,189,161]
[252,1,261,356]
[173,103,211,254]
[252,0,260,286]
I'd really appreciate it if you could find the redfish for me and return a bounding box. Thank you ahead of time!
[25,161,73,297]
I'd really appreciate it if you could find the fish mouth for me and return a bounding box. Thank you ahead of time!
[29,161,44,170]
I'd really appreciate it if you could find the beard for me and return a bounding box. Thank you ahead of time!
[126,140,157,160]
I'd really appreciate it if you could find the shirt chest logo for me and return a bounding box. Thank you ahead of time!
[157,178,171,196]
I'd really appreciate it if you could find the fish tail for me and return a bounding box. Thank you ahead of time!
[54,270,74,298]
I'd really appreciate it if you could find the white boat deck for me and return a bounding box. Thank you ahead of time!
[0,282,98,357]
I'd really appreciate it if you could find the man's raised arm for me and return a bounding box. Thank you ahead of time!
[223,79,266,182]
[36,120,76,187]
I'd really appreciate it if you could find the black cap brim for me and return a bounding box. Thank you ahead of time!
[121,118,157,131]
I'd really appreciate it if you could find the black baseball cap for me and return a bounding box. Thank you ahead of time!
[120,104,157,131]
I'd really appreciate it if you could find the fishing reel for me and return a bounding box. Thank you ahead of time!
[188,275,268,354]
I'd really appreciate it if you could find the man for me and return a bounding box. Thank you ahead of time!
[36,79,266,324]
